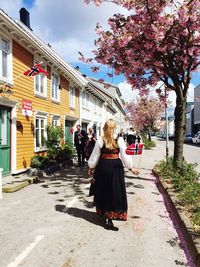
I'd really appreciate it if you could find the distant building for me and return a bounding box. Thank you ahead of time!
[194,84,200,133]
[186,102,194,134]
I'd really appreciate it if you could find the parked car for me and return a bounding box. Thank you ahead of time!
[185,133,195,143]
[157,132,164,138]
[192,134,200,144]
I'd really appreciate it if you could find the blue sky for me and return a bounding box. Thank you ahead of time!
[1,0,199,101]
[23,0,34,8]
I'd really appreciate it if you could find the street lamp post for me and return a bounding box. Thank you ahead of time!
[165,89,169,159]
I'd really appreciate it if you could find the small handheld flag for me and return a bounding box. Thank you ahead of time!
[23,63,48,77]
[126,143,144,155]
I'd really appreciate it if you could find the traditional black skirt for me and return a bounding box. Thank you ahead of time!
[93,157,127,221]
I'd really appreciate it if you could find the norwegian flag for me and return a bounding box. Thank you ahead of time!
[126,143,144,155]
[23,63,48,77]
[70,127,74,134]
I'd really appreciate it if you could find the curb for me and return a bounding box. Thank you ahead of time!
[3,177,38,193]
[152,169,200,267]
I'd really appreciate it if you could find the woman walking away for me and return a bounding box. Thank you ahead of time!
[85,128,96,161]
[88,119,138,231]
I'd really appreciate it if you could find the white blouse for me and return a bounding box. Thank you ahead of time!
[88,136,133,169]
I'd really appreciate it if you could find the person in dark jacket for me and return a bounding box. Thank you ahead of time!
[127,128,136,145]
[85,128,96,160]
[74,124,87,166]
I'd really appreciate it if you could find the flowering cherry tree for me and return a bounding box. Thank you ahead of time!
[126,97,165,140]
[83,0,200,169]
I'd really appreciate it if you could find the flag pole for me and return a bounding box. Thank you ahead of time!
[137,151,143,172]
[0,72,24,89]
[0,61,44,89]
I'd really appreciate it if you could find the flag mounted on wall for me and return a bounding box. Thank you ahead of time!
[23,63,48,77]
[126,143,144,155]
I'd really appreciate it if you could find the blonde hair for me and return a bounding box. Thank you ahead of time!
[103,119,118,149]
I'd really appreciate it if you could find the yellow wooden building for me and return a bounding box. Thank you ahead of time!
[0,9,88,176]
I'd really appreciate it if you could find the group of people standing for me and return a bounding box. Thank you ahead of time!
[74,125,141,167]
[74,120,139,231]
[119,127,141,145]
[74,125,96,166]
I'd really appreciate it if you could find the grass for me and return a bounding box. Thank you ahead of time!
[154,157,200,227]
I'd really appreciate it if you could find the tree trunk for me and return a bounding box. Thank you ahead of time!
[173,96,186,170]
[148,128,151,141]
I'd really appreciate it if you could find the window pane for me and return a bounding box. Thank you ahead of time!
[36,119,39,128]
[55,85,58,99]
[40,75,45,94]
[36,129,40,147]
[70,87,73,106]
[41,119,44,128]
[2,51,8,78]
[52,81,55,98]
[52,74,59,100]
[2,40,9,52]
[1,110,7,145]
[41,129,45,146]
[35,75,39,92]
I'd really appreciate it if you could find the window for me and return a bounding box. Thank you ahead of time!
[34,61,47,97]
[1,110,7,145]
[70,85,75,108]
[86,93,89,108]
[0,36,12,83]
[94,98,97,112]
[82,90,86,107]
[51,72,60,102]
[81,90,90,108]
[52,116,60,126]
[35,116,47,151]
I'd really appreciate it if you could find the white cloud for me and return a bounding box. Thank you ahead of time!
[29,0,130,62]
[0,0,23,19]
[118,82,140,102]
[118,80,195,107]
[1,0,129,62]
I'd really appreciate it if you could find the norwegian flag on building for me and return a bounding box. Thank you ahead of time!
[126,143,144,155]
[23,63,48,77]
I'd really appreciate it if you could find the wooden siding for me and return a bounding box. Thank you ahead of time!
[9,40,80,171]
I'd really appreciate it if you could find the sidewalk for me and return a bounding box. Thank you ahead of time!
[0,163,190,267]
[2,173,37,193]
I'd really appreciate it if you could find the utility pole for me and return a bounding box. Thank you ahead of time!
[165,89,169,159]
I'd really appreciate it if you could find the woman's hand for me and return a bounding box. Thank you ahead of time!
[88,168,94,176]
[129,168,139,175]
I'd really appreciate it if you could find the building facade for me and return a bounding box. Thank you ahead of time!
[0,9,87,176]
[0,8,127,177]
[194,84,200,133]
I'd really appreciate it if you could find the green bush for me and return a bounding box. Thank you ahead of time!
[141,133,156,149]
[46,125,63,161]
[180,183,200,205]
[56,143,75,162]
[155,157,200,226]
[31,156,51,169]
[144,140,156,149]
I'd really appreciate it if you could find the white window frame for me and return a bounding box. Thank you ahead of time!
[34,114,47,152]
[70,84,75,108]
[51,71,60,102]
[94,98,97,112]
[82,90,86,108]
[52,115,60,126]
[86,93,89,109]
[34,59,47,98]
[0,35,13,84]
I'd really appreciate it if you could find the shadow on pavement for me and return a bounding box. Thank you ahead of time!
[125,175,155,182]
[55,205,106,229]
